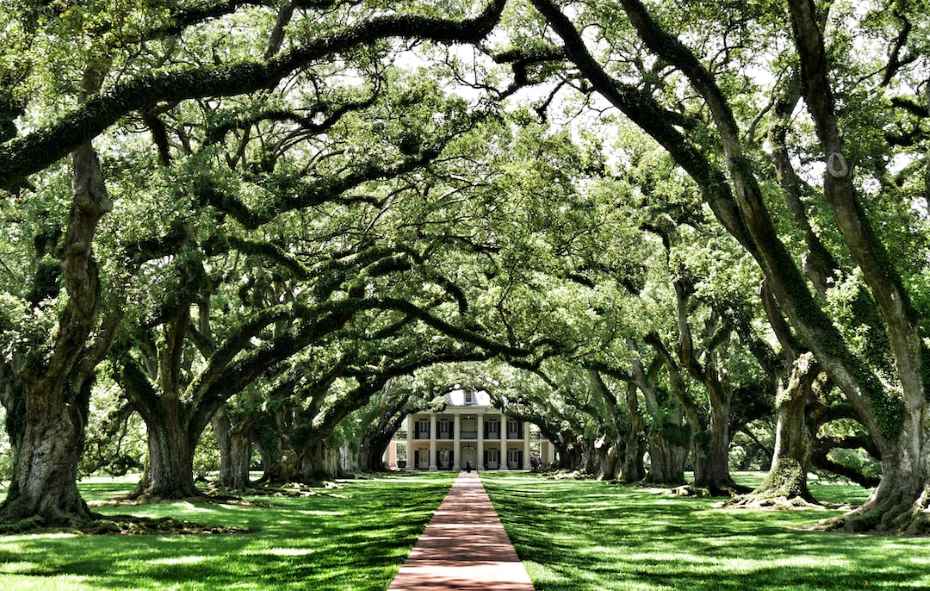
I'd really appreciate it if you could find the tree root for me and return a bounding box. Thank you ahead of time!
[817,494,930,535]
[83,515,251,535]
[242,481,345,498]
[113,490,244,505]
[669,482,751,498]
[724,494,826,511]
[543,470,591,481]
[669,485,712,497]
[0,514,251,535]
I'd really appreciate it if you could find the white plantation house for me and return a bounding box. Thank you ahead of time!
[383,390,557,471]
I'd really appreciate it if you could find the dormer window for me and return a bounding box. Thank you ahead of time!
[465,391,474,404]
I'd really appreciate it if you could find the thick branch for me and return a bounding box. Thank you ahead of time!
[0,0,507,188]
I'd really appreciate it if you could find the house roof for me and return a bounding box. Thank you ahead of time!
[442,388,492,407]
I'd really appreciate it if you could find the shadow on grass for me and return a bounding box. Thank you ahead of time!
[0,473,455,591]
[482,472,930,591]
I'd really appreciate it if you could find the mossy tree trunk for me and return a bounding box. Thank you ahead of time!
[645,426,688,485]
[644,280,743,496]
[256,437,295,483]
[596,443,620,480]
[628,353,685,485]
[0,379,95,526]
[691,394,740,494]
[824,424,929,534]
[588,371,633,481]
[138,399,199,498]
[298,439,341,481]
[618,382,646,482]
[621,436,646,483]
[358,396,419,472]
[0,69,115,526]
[557,445,582,470]
[213,406,252,490]
[733,353,819,507]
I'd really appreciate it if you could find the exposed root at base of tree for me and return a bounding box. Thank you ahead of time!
[816,499,930,535]
[669,483,752,498]
[723,494,826,511]
[234,481,346,498]
[112,491,245,505]
[86,515,251,535]
[541,469,592,480]
[0,514,251,535]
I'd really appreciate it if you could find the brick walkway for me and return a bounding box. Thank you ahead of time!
[388,471,534,591]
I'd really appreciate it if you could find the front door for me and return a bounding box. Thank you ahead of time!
[461,446,477,470]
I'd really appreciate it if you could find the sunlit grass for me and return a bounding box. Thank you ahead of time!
[0,472,454,590]
[483,471,930,591]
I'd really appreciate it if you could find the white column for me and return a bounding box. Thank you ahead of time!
[499,414,508,470]
[477,414,485,470]
[405,414,414,470]
[523,422,531,470]
[453,414,461,471]
[429,414,437,470]
[547,439,555,464]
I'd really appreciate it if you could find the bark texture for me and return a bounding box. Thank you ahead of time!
[298,439,342,481]
[139,400,199,498]
[0,65,114,526]
[0,381,95,526]
[213,407,252,490]
[646,427,688,485]
[730,354,819,508]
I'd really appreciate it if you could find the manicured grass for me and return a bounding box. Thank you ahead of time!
[482,472,930,591]
[0,472,454,590]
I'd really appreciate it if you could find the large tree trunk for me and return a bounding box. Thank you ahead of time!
[361,445,384,472]
[213,408,251,490]
[645,429,687,485]
[691,400,740,495]
[620,437,645,483]
[619,382,646,483]
[597,443,620,480]
[582,441,599,474]
[825,417,929,534]
[557,445,581,470]
[298,439,340,481]
[0,381,94,526]
[136,401,198,498]
[0,66,113,526]
[361,434,392,472]
[256,438,295,483]
[732,354,818,507]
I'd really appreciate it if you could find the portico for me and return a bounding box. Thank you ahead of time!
[399,390,540,471]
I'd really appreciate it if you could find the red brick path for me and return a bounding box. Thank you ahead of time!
[388,471,535,591]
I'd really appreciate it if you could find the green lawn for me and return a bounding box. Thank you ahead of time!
[0,472,454,590]
[482,472,930,591]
